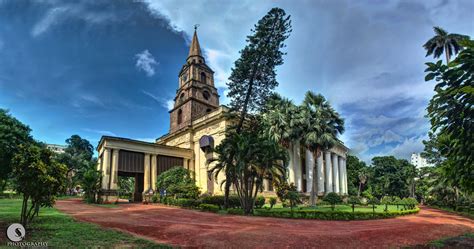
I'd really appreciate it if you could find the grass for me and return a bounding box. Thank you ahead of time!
[425,233,474,248]
[0,198,170,248]
[428,205,474,220]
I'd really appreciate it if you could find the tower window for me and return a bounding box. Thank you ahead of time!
[180,93,185,102]
[206,108,212,113]
[202,90,210,100]
[177,109,182,124]
[200,72,207,84]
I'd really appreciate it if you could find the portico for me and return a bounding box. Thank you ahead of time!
[97,136,193,202]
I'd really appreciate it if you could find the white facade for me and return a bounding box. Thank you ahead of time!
[46,144,67,154]
[411,153,433,168]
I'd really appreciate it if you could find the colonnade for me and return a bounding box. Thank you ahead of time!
[285,141,348,195]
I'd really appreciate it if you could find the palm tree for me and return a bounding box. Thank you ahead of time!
[298,91,344,206]
[423,26,469,64]
[357,169,368,197]
[208,120,288,214]
[262,93,298,184]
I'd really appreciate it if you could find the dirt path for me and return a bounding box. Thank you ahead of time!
[55,199,473,248]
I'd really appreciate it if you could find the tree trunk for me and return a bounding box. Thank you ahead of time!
[310,147,320,207]
[223,179,231,209]
[445,44,450,64]
[358,182,362,197]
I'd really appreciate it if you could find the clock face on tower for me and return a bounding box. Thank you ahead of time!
[169,30,219,133]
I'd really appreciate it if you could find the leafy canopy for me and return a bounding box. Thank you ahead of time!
[424,39,474,192]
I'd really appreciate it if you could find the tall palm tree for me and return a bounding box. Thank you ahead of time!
[357,169,368,197]
[298,91,344,206]
[423,26,469,64]
[263,93,297,148]
[262,93,298,184]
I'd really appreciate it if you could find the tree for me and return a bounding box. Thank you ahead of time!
[381,196,393,212]
[346,155,369,196]
[55,135,95,192]
[423,26,469,64]
[424,39,474,192]
[0,109,33,192]
[298,91,344,206]
[370,156,416,198]
[348,196,361,212]
[274,181,300,211]
[12,144,67,227]
[82,165,102,203]
[223,8,292,208]
[156,167,200,199]
[209,120,288,214]
[227,8,292,130]
[323,192,342,211]
[262,93,299,184]
[367,197,380,215]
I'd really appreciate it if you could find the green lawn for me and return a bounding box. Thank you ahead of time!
[0,198,170,248]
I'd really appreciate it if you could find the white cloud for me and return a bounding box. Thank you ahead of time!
[135,50,158,77]
[83,128,116,136]
[134,137,156,143]
[32,6,68,37]
[31,4,117,37]
[142,90,174,110]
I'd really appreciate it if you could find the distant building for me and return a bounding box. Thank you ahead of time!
[411,153,433,168]
[46,144,67,154]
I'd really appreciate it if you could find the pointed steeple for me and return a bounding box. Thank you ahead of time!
[188,28,203,60]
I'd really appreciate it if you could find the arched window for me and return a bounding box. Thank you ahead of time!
[200,72,206,84]
[177,109,182,124]
[180,93,185,102]
[206,108,212,113]
[202,90,210,100]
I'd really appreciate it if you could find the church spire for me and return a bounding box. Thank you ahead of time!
[188,26,202,59]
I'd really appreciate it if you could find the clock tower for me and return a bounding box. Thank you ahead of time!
[169,29,219,133]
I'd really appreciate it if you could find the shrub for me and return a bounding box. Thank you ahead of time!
[347,196,361,212]
[227,208,244,215]
[199,204,219,212]
[175,198,200,208]
[200,195,241,209]
[269,197,277,209]
[156,167,200,199]
[323,193,342,211]
[367,197,380,214]
[151,195,159,203]
[255,196,265,208]
[254,208,420,220]
[381,196,393,212]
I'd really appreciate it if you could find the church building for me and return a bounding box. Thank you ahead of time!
[96,30,349,202]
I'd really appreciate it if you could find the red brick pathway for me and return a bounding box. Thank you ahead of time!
[55,199,473,248]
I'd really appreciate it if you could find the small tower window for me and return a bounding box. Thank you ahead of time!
[202,90,210,100]
[180,93,185,102]
[200,72,207,84]
[206,108,212,113]
[177,109,183,124]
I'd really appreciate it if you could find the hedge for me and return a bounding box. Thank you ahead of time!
[200,195,241,209]
[253,208,420,220]
[199,204,220,212]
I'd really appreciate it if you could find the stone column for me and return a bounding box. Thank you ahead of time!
[110,149,119,190]
[338,156,345,195]
[332,153,339,194]
[293,140,302,191]
[343,157,348,195]
[316,152,324,195]
[324,151,333,193]
[101,148,111,189]
[287,143,295,185]
[305,149,314,193]
[151,155,157,191]
[143,153,150,193]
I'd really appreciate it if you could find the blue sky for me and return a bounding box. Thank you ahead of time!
[0,0,472,162]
